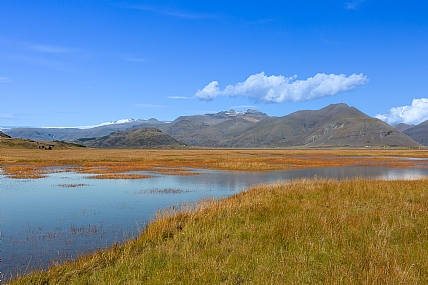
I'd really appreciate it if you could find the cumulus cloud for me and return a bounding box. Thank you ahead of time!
[195,72,368,103]
[375,98,428,125]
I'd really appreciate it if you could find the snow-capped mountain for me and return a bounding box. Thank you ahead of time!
[77,118,139,129]
[3,118,165,141]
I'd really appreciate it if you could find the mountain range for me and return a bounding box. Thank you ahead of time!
[2,104,426,148]
[2,118,163,142]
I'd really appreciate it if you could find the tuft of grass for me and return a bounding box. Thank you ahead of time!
[9,178,428,284]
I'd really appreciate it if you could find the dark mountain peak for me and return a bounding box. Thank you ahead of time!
[146,118,161,123]
[0,131,11,138]
[403,119,428,146]
[286,103,368,122]
[394,123,414,132]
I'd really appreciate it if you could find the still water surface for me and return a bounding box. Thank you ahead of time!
[2,165,428,279]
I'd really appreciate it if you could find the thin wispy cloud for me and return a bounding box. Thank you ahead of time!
[0,113,15,119]
[375,98,428,125]
[167,96,193,99]
[345,0,364,10]
[195,72,368,103]
[133,104,169,108]
[126,57,147,63]
[0,77,11,83]
[129,4,217,20]
[229,105,259,110]
[242,18,276,26]
[4,52,74,71]
[31,44,77,53]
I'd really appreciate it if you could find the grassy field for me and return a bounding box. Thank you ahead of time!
[1,148,428,178]
[8,178,428,284]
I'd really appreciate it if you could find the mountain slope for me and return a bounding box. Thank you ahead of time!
[169,104,421,148]
[158,109,268,146]
[78,127,183,148]
[403,120,428,146]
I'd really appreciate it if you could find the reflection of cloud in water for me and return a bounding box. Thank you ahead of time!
[379,169,427,180]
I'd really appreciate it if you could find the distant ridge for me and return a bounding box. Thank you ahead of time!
[78,127,183,149]
[394,123,414,133]
[403,120,428,146]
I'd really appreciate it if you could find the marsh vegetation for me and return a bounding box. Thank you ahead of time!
[2,148,428,284]
[1,148,428,179]
[9,178,428,284]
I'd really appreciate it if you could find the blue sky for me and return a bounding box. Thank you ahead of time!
[1,0,428,128]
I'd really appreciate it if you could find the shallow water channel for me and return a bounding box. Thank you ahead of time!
[2,165,428,279]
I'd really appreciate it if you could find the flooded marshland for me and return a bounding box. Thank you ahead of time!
[2,164,428,280]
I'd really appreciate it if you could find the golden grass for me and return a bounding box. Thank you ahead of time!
[1,148,428,179]
[89,174,154,180]
[9,178,428,284]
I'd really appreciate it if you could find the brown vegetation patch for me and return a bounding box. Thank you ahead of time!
[89,173,154,180]
[1,148,428,179]
[2,165,51,179]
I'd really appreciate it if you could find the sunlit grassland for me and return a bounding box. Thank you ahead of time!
[9,178,428,284]
[1,148,428,178]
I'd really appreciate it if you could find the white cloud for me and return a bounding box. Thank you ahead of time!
[195,72,368,103]
[375,98,428,125]
[0,77,11,83]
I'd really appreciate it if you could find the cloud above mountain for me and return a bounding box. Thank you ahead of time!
[195,72,368,103]
[375,98,428,125]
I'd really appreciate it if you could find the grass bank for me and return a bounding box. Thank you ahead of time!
[10,178,428,284]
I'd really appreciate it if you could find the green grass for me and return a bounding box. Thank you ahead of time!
[10,178,428,284]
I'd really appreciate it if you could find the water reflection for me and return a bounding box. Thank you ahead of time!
[2,165,428,280]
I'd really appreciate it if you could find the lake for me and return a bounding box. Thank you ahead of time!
[2,165,428,280]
